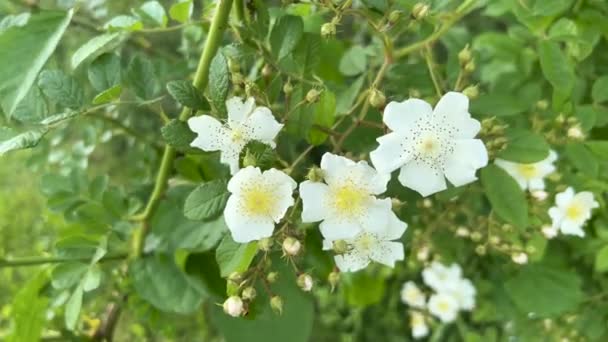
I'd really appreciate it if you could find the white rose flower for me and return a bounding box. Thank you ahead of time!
[422,261,462,293]
[410,311,429,339]
[188,97,283,174]
[300,152,392,240]
[401,281,426,308]
[224,166,297,243]
[447,278,476,311]
[428,292,460,323]
[322,211,407,272]
[495,150,557,191]
[548,187,599,237]
[370,92,488,197]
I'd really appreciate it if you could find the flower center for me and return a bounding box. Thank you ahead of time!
[407,118,455,170]
[242,186,274,216]
[437,301,450,313]
[417,134,441,157]
[517,164,538,179]
[231,127,246,143]
[565,203,584,221]
[354,232,378,252]
[331,184,368,216]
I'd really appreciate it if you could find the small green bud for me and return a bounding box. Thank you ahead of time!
[258,237,273,252]
[243,150,256,168]
[412,3,430,20]
[270,296,283,315]
[306,166,325,182]
[388,10,402,24]
[332,240,349,254]
[228,272,242,283]
[262,64,272,78]
[368,88,386,108]
[328,271,340,292]
[321,22,336,38]
[475,245,486,255]
[283,81,294,95]
[470,231,483,242]
[242,286,257,300]
[282,237,301,256]
[297,273,313,292]
[536,99,549,110]
[267,272,279,283]
[464,60,476,73]
[306,88,321,103]
[458,45,472,65]
[462,85,479,100]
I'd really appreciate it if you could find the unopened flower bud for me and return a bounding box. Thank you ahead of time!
[306,166,324,182]
[228,272,242,284]
[243,150,256,167]
[328,271,340,292]
[567,125,584,140]
[368,88,386,108]
[283,81,293,95]
[412,3,429,20]
[282,237,301,256]
[228,58,240,73]
[297,273,313,292]
[458,45,472,65]
[464,60,476,73]
[422,198,432,208]
[470,231,483,242]
[391,198,404,210]
[536,100,549,110]
[531,190,548,201]
[258,237,273,252]
[388,10,402,24]
[321,22,336,38]
[416,246,429,261]
[332,239,349,254]
[462,85,479,99]
[262,64,273,78]
[489,236,501,245]
[270,296,283,315]
[456,227,470,237]
[475,245,486,255]
[306,89,320,103]
[511,252,528,265]
[242,286,257,300]
[223,296,244,317]
[542,225,558,239]
[267,271,279,283]
[232,72,244,85]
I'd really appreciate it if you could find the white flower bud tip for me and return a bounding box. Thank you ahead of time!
[282,237,301,256]
[542,225,558,239]
[223,296,244,317]
[297,273,314,292]
[531,190,548,201]
[511,252,528,265]
[270,296,283,315]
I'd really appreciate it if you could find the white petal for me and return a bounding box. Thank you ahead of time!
[383,209,408,240]
[357,198,391,235]
[334,249,370,272]
[319,218,361,240]
[383,98,433,133]
[370,241,404,268]
[226,97,255,126]
[227,166,262,194]
[187,115,227,151]
[433,92,480,139]
[224,196,275,242]
[245,106,283,147]
[263,168,297,191]
[370,132,411,174]
[548,207,562,224]
[398,160,447,197]
[266,174,296,223]
[560,219,585,237]
[575,191,599,210]
[444,139,488,187]
[528,178,545,191]
[556,187,575,208]
[320,152,356,186]
[220,144,243,175]
[299,181,330,222]
[350,160,391,195]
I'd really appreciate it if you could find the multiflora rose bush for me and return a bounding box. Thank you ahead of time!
[1,0,608,341]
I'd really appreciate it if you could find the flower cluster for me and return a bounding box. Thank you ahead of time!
[547,187,599,237]
[401,262,476,339]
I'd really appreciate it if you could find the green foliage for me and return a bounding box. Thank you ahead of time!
[216,236,258,278]
[166,80,209,110]
[480,165,528,228]
[183,179,230,221]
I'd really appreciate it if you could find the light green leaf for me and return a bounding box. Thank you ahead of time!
[0,127,48,156]
[564,143,599,177]
[12,86,48,123]
[496,130,550,163]
[336,76,364,114]
[134,1,168,28]
[104,15,143,32]
[184,179,230,221]
[169,0,193,24]
[130,254,206,314]
[167,80,208,110]
[538,40,575,97]
[88,53,122,92]
[595,245,608,273]
[92,84,122,104]
[37,70,84,109]
[0,13,31,33]
[532,0,574,17]
[339,45,367,76]
[480,164,528,229]
[342,270,389,308]
[586,141,608,159]
[592,76,608,103]
[65,285,83,330]
[7,272,48,342]
[71,32,124,70]
[126,55,160,100]
[270,15,304,60]
[82,265,102,292]
[308,90,336,145]
[216,235,258,277]
[51,262,88,289]
[208,51,230,115]
[0,9,73,118]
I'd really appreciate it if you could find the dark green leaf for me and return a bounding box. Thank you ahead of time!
[480,165,528,228]
[592,76,608,103]
[595,245,608,273]
[497,131,550,163]
[167,80,208,110]
[308,90,336,145]
[12,86,48,123]
[88,53,122,92]
[208,52,230,115]
[161,119,197,152]
[564,143,599,177]
[538,40,575,97]
[38,70,84,109]
[72,32,124,70]
[270,15,304,60]
[339,45,368,77]
[184,179,230,221]
[126,55,160,100]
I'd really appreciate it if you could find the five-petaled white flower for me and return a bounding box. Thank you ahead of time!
[495,151,557,191]
[410,311,430,339]
[401,281,426,308]
[427,292,460,323]
[188,97,283,174]
[300,153,392,240]
[224,166,296,243]
[370,92,488,197]
[322,211,407,272]
[447,278,476,311]
[548,187,599,237]
[422,261,463,293]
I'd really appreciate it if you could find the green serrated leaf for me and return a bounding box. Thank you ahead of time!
[538,40,575,97]
[167,80,208,110]
[564,142,599,177]
[7,272,48,342]
[592,76,608,104]
[184,179,230,221]
[88,53,121,92]
[12,86,48,123]
[71,32,124,70]
[104,15,143,32]
[480,164,528,228]
[308,90,336,145]
[161,119,197,151]
[92,85,122,104]
[51,262,88,289]
[134,1,168,28]
[38,70,84,109]
[216,235,258,277]
[270,15,304,60]
[339,45,367,77]
[0,127,48,156]
[208,51,230,115]
[169,0,193,24]
[126,55,160,100]
[82,265,102,292]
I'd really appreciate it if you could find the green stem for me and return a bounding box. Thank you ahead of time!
[234,0,246,23]
[0,253,128,268]
[130,0,234,259]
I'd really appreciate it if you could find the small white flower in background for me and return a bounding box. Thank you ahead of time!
[300,152,392,240]
[370,92,488,197]
[511,252,528,265]
[567,125,584,140]
[410,311,429,339]
[223,296,244,317]
[495,151,557,191]
[322,211,407,272]
[416,246,430,262]
[531,190,549,201]
[224,166,296,243]
[188,97,283,174]
[422,261,462,293]
[548,187,599,237]
[448,278,476,311]
[427,292,460,323]
[541,225,558,239]
[401,281,426,308]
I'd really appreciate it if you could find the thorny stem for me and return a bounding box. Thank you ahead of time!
[130,0,234,259]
